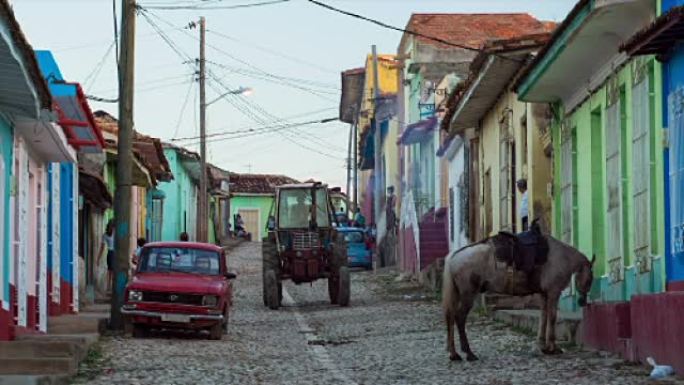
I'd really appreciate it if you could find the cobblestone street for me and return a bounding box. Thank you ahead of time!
[75,243,676,385]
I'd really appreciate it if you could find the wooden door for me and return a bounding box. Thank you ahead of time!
[238,209,260,240]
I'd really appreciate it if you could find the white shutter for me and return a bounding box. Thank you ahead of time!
[606,100,624,282]
[632,76,651,273]
[39,167,47,331]
[17,140,28,327]
[499,116,512,231]
[560,124,573,245]
[51,164,60,305]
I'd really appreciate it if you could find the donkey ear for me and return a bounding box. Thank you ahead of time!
[590,255,596,265]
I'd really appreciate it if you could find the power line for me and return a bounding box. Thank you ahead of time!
[173,77,196,138]
[141,9,339,102]
[83,40,117,90]
[305,0,480,52]
[138,7,345,159]
[206,29,338,75]
[138,0,289,11]
[172,106,336,140]
[173,116,337,142]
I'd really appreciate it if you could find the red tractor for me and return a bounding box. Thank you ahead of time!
[262,182,350,309]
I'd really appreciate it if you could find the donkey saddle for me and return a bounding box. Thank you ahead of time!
[492,220,549,275]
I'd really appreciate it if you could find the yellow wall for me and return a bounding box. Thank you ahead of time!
[478,90,553,236]
[356,54,399,211]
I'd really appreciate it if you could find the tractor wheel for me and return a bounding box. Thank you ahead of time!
[333,233,347,269]
[337,266,350,307]
[328,274,339,304]
[262,239,279,306]
[264,269,280,310]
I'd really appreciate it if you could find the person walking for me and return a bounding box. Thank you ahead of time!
[517,179,529,231]
[98,219,115,294]
[353,207,366,228]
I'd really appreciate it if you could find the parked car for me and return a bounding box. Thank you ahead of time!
[337,227,373,270]
[121,242,237,340]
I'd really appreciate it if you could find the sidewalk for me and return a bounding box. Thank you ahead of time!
[0,303,108,385]
[492,309,583,345]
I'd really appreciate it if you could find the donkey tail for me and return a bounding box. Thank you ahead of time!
[442,258,460,314]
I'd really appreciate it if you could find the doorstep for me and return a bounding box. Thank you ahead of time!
[493,309,583,345]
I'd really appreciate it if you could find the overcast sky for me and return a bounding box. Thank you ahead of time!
[10,0,576,188]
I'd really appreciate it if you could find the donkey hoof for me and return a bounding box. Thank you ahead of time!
[541,346,563,355]
[466,353,479,361]
[449,352,462,361]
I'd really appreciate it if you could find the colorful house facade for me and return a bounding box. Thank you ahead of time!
[1,1,85,339]
[159,144,201,242]
[229,173,298,241]
[445,34,554,240]
[516,0,664,309]
[396,13,554,275]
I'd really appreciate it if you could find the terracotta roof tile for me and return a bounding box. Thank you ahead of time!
[94,110,172,182]
[402,13,556,50]
[229,173,299,195]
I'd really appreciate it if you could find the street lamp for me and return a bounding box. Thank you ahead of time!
[206,86,253,107]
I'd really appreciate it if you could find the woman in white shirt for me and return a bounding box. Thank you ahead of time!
[517,179,529,232]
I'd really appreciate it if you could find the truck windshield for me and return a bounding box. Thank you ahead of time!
[343,231,364,243]
[139,247,220,275]
[278,188,330,228]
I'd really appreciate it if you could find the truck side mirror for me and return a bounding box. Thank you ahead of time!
[225,272,237,280]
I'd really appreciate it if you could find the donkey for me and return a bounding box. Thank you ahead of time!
[442,226,594,361]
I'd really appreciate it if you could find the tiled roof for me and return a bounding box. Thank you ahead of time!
[93,110,172,182]
[229,173,299,195]
[401,13,556,50]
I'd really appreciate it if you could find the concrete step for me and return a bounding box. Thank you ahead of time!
[0,341,81,360]
[0,375,71,385]
[47,315,106,335]
[484,294,539,311]
[493,309,583,345]
[0,358,77,376]
[15,333,99,348]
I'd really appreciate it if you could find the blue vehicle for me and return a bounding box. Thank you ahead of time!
[336,227,372,270]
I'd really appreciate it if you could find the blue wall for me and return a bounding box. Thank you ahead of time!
[59,163,74,285]
[0,116,12,305]
[158,149,196,241]
[662,0,684,285]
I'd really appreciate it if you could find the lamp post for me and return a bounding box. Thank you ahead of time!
[198,84,252,242]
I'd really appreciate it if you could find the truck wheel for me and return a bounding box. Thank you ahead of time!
[264,269,280,310]
[222,306,229,333]
[328,274,339,304]
[132,324,148,338]
[338,266,350,307]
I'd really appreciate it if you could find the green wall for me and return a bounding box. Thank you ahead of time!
[553,58,666,311]
[230,194,274,241]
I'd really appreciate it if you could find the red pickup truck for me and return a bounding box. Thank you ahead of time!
[122,242,236,340]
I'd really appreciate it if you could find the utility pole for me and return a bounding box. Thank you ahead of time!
[198,16,208,243]
[111,0,135,330]
[371,45,381,225]
[352,115,358,211]
[345,115,352,214]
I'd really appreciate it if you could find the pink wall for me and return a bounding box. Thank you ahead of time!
[399,225,417,273]
[582,293,684,374]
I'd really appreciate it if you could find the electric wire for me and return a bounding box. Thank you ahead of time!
[138,0,289,11]
[173,77,197,138]
[206,29,338,75]
[139,6,345,159]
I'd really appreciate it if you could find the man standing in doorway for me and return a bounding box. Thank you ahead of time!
[517,179,529,231]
